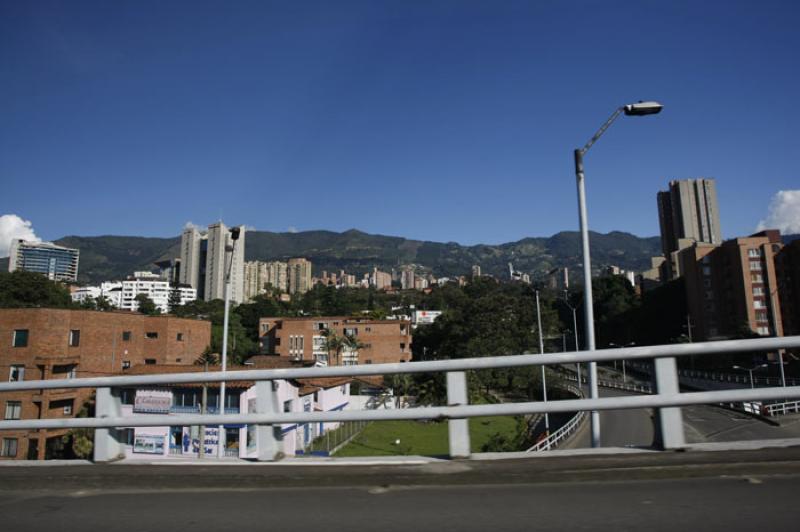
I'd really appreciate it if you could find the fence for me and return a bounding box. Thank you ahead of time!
[527,384,585,452]
[764,400,800,416]
[2,336,800,461]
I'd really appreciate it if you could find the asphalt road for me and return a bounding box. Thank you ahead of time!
[560,384,800,449]
[561,388,655,449]
[3,450,800,532]
[683,405,800,443]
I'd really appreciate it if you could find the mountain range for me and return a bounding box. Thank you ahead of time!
[3,229,798,286]
[2,229,663,285]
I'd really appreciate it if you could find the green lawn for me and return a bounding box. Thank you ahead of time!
[334,415,520,457]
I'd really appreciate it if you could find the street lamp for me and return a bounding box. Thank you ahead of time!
[535,289,550,443]
[574,100,663,448]
[218,225,241,459]
[562,290,581,386]
[608,342,636,382]
[733,363,768,390]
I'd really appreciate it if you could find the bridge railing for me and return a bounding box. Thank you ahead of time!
[1,336,799,461]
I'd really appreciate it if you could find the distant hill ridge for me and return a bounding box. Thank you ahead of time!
[3,229,795,286]
[43,229,663,285]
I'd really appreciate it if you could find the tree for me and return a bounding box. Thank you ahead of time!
[321,328,345,366]
[134,294,160,315]
[167,287,183,314]
[195,348,220,366]
[0,270,73,309]
[61,398,95,459]
[344,333,367,364]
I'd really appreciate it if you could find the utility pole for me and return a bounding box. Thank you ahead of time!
[535,290,550,440]
[198,360,208,459]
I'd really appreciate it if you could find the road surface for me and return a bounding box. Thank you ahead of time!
[3,449,800,531]
[560,384,800,449]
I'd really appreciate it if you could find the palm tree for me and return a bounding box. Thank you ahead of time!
[343,333,367,366]
[321,329,344,366]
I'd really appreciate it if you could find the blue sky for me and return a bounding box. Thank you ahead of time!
[1,0,798,246]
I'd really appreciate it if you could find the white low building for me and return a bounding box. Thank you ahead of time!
[72,272,196,314]
[117,363,351,460]
[71,282,123,306]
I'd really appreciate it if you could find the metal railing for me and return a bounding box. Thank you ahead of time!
[765,400,800,416]
[527,384,586,452]
[2,336,800,461]
[527,411,586,452]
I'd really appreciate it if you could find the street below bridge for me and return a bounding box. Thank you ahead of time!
[559,381,800,450]
[3,448,800,531]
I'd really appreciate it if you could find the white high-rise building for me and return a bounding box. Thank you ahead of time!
[180,226,204,292]
[179,222,246,304]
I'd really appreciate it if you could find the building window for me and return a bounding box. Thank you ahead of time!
[69,330,80,347]
[9,365,24,382]
[1,438,18,457]
[145,332,158,339]
[702,266,711,276]
[176,333,184,342]
[400,343,406,352]
[4,401,21,420]
[748,249,761,258]
[757,326,770,335]
[749,261,762,271]
[283,400,293,413]
[145,359,156,365]
[755,310,768,322]
[52,365,77,379]
[753,287,764,296]
[12,329,28,348]
[122,361,131,370]
[751,273,763,283]
[365,360,372,364]
[122,331,132,341]
[365,327,372,332]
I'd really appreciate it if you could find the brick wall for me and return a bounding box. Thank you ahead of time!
[0,309,211,460]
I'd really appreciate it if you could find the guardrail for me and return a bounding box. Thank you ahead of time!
[2,336,800,461]
[526,384,585,452]
[765,400,800,416]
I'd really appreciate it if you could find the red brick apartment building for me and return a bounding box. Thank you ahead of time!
[258,317,412,366]
[679,231,786,341]
[777,239,800,336]
[0,309,210,460]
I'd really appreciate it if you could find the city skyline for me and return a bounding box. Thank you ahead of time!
[2,1,800,249]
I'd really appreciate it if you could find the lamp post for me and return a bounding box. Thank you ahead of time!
[535,289,550,442]
[733,363,768,390]
[574,101,663,447]
[563,290,581,385]
[609,342,636,382]
[218,225,241,459]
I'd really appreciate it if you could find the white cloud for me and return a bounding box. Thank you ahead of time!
[183,221,203,231]
[287,226,298,233]
[0,214,41,258]
[757,190,800,234]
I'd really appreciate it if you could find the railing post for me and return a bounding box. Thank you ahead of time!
[447,371,470,459]
[93,387,124,462]
[653,357,686,450]
[254,380,282,461]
